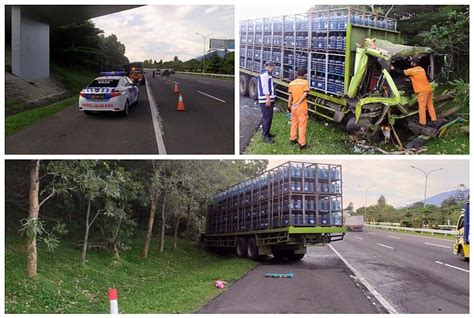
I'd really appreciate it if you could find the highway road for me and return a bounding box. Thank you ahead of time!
[6,85,158,154]
[332,229,469,313]
[6,73,234,154]
[200,229,468,314]
[146,73,234,154]
[200,246,387,314]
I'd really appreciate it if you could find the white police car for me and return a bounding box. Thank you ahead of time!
[79,71,139,116]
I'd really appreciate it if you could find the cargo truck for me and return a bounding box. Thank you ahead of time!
[453,201,469,260]
[344,215,364,231]
[201,161,346,261]
[239,7,452,144]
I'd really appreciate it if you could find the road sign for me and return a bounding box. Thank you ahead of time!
[209,39,234,50]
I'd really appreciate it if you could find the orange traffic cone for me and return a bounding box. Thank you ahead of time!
[176,93,186,111]
[174,83,180,94]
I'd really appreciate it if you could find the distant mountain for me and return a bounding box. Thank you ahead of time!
[409,189,469,207]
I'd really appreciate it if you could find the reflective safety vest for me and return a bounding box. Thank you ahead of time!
[257,69,276,103]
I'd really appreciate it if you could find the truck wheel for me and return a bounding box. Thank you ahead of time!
[272,249,289,260]
[248,78,258,100]
[247,237,259,261]
[288,253,305,261]
[239,74,250,97]
[236,237,248,258]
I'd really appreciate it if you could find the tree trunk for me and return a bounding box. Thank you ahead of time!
[26,160,40,278]
[174,217,181,250]
[142,194,157,259]
[159,195,167,253]
[81,199,91,266]
[186,201,191,239]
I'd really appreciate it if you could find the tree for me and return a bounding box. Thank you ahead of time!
[377,195,387,207]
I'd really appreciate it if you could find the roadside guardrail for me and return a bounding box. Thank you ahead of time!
[365,224,456,236]
[176,71,234,78]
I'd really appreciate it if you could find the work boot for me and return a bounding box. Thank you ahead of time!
[290,139,298,145]
[298,143,307,150]
[263,136,274,144]
[269,133,276,138]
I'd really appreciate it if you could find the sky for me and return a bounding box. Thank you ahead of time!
[240,5,314,20]
[267,159,469,210]
[92,5,234,62]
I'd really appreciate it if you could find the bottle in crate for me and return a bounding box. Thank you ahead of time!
[291,181,302,191]
[329,13,338,30]
[303,181,315,192]
[328,35,337,50]
[319,183,329,193]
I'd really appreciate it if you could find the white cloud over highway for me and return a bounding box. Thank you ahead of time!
[92,5,234,62]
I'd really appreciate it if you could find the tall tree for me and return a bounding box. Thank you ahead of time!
[26,160,40,278]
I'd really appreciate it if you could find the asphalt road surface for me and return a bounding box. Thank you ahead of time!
[239,96,260,153]
[147,73,234,154]
[6,85,158,154]
[199,246,387,314]
[332,229,469,313]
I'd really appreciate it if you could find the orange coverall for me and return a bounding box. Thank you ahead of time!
[404,66,437,125]
[288,78,310,146]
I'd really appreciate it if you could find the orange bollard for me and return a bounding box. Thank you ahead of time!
[174,83,180,94]
[176,93,186,111]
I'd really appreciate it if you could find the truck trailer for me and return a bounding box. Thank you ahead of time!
[239,7,451,144]
[201,161,346,261]
[344,215,364,231]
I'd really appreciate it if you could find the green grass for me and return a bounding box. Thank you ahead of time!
[51,63,97,92]
[245,111,353,154]
[245,109,469,155]
[5,235,255,314]
[5,96,77,136]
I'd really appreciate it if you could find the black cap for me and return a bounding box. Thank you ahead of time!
[297,68,307,77]
[264,61,275,67]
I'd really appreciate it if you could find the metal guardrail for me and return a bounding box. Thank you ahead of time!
[366,224,456,236]
[176,71,234,78]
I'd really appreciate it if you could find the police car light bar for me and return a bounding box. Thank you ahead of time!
[100,71,127,76]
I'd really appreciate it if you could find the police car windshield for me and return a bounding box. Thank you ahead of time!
[88,79,119,88]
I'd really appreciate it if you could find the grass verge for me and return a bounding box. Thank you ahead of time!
[5,235,255,314]
[245,110,353,154]
[5,96,77,136]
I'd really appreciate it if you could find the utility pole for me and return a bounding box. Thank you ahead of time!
[196,32,214,73]
[358,185,375,222]
[410,165,443,228]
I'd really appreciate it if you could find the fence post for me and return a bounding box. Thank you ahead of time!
[109,288,118,314]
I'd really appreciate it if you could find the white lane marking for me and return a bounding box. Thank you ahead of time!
[435,261,469,273]
[197,90,226,103]
[145,79,167,154]
[329,244,398,314]
[388,236,401,240]
[425,242,450,249]
[354,236,363,240]
[368,229,453,242]
[198,80,211,84]
[368,232,377,235]
[377,243,394,250]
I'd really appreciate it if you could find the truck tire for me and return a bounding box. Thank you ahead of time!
[236,237,248,258]
[248,77,258,100]
[239,74,250,97]
[247,237,259,261]
[288,253,305,261]
[272,249,290,260]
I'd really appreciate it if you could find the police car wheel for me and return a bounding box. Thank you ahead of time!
[122,100,130,116]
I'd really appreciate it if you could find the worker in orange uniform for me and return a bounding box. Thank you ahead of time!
[392,56,437,126]
[288,68,310,150]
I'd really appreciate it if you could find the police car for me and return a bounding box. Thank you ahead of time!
[79,72,139,116]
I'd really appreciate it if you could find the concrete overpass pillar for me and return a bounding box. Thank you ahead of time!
[11,6,50,79]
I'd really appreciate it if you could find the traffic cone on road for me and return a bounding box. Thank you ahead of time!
[174,83,180,94]
[176,93,186,111]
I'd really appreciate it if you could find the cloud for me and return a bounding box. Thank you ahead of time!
[92,5,234,62]
[268,159,469,209]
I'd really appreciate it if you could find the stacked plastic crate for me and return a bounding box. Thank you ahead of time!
[207,162,343,234]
